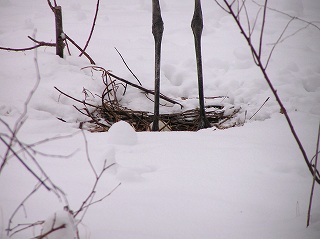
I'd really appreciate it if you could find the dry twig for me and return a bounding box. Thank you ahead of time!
[80,0,100,57]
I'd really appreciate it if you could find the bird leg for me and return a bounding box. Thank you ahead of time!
[191,0,211,129]
[152,0,164,131]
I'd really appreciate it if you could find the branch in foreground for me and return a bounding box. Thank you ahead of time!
[34,224,66,239]
[73,130,121,224]
[252,0,320,31]
[307,122,320,227]
[219,0,320,183]
[6,183,43,236]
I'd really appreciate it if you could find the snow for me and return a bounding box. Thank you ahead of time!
[0,0,320,238]
[108,121,138,145]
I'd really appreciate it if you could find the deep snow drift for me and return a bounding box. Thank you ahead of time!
[0,0,320,238]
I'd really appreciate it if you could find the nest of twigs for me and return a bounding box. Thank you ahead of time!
[57,66,240,132]
[81,103,240,132]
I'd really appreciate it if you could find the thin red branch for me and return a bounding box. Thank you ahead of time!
[80,0,100,57]
[33,224,66,239]
[64,33,96,64]
[307,122,320,227]
[0,36,55,52]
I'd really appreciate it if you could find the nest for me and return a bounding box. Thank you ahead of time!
[80,104,240,132]
[57,66,240,132]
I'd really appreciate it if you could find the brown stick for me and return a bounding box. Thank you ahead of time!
[81,66,183,108]
[54,6,64,58]
[54,86,98,108]
[107,71,183,108]
[114,47,142,86]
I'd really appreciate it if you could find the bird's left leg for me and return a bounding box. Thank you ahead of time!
[152,0,164,131]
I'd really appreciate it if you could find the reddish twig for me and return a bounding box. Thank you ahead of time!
[219,0,320,183]
[307,122,320,227]
[80,0,100,57]
[64,33,96,64]
[9,221,45,238]
[0,40,55,52]
[33,224,66,239]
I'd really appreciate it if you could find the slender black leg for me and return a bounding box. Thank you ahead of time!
[152,0,164,131]
[191,0,210,129]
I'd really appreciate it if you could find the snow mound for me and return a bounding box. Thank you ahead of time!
[41,210,77,239]
[107,121,137,145]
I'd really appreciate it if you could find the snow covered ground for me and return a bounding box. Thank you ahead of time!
[0,0,320,238]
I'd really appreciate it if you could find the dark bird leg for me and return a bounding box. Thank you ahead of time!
[152,0,164,131]
[191,0,210,129]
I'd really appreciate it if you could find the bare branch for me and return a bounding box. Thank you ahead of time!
[10,221,45,238]
[249,97,269,120]
[219,0,320,184]
[6,183,43,236]
[33,224,66,239]
[27,36,56,46]
[73,162,116,218]
[236,0,248,19]
[258,0,268,57]
[277,22,312,44]
[80,0,100,57]
[78,182,121,214]
[213,0,230,13]
[54,86,98,108]
[64,33,96,65]
[265,17,294,69]
[0,136,51,190]
[251,0,320,31]
[0,41,55,52]
[114,47,142,86]
[81,130,98,178]
[81,66,184,108]
[307,122,320,227]
[250,7,262,37]
[242,1,251,35]
[47,0,55,12]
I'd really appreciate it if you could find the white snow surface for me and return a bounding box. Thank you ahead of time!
[108,121,138,145]
[1,0,320,238]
